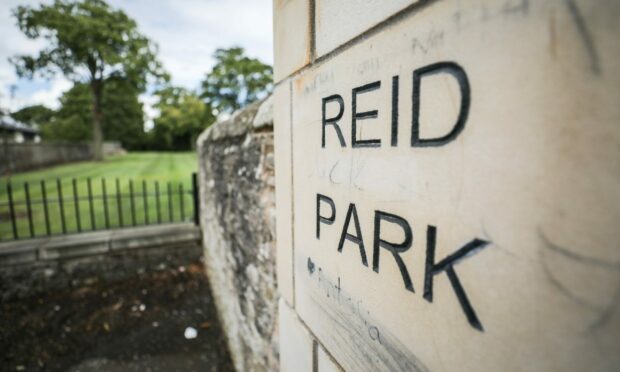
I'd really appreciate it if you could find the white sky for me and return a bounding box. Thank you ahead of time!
[0,0,273,123]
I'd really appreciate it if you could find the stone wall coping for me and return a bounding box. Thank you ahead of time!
[0,223,200,267]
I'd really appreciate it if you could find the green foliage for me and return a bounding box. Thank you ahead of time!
[41,80,146,149]
[150,87,215,151]
[10,105,54,127]
[11,0,168,159]
[9,3,272,153]
[11,0,167,87]
[102,79,147,149]
[41,84,91,141]
[200,47,272,114]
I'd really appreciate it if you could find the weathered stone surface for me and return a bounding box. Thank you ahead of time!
[253,94,274,130]
[279,299,314,372]
[273,82,295,305]
[317,344,342,372]
[276,0,620,371]
[273,0,311,82]
[197,99,278,371]
[315,0,418,57]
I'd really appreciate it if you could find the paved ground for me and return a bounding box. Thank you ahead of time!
[0,259,234,372]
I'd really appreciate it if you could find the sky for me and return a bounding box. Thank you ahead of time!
[0,0,273,125]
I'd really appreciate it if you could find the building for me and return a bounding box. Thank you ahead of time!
[0,115,40,143]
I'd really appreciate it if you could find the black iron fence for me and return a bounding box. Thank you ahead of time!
[0,173,199,242]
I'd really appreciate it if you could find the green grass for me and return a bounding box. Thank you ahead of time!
[0,152,198,241]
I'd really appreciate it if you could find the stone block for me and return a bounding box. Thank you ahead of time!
[253,94,274,130]
[315,0,418,57]
[279,298,314,372]
[41,235,109,260]
[317,344,342,372]
[273,0,311,82]
[109,224,200,251]
[291,1,620,371]
[0,244,38,266]
[274,81,295,305]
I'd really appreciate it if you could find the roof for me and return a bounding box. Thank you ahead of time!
[0,115,40,134]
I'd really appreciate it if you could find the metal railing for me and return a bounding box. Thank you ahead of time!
[0,173,199,242]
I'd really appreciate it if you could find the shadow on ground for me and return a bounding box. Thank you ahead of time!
[0,259,234,372]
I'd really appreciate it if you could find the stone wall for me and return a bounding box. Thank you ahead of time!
[102,141,126,156]
[0,223,202,301]
[197,97,278,371]
[0,142,93,175]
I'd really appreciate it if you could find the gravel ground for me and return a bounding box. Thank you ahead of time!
[0,260,234,372]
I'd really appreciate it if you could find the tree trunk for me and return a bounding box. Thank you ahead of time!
[91,80,104,161]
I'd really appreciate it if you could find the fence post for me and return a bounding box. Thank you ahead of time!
[179,183,185,221]
[7,181,18,239]
[102,178,110,229]
[192,172,200,226]
[24,182,34,238]
[155,181,162,223]
[87,177,95,230]
[142,180,148,224]
[129,180,137,226]
[41,180,51,236]
[72,178,81,232]
[167,182,173,222]
[116,178,123,227]
[57,179,67,234]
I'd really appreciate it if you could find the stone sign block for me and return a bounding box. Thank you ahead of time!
[274,0,311,82]
[290,1,620,371]
[274,81,296,305]
[317,345,342,372]
[315,0,418,57]
[279,299,314,372]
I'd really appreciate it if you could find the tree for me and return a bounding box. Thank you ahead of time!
[151,87,215,151]
[200,47,273,115]
[11,0,167,160]
[40,79,146,149]
[11,105,54,127]
[41,84,91,142]
[101,78,146,150]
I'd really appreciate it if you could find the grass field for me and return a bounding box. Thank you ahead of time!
[0,152,198,241]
